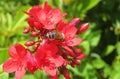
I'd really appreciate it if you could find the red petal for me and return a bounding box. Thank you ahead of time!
[44,25,55,29]
[35,46,47,67]
[47,8,63,24]
[51,55,65,67]
[27,18,35,27]
[9,46,18,58]
[27,51,38,73]
[62,46,75,57]
[3,59,17,73]
[51,74,58,79]
[69,18,80,26]
[44,8,64,29]
[34,22,43,30]
[28,5,42,17]
[67,38,82,46]
[64,25,77,39]
[44,2,52,13]
[44,43,58,55]
[56,21,67,32]
[15,66,26,79]
[35,43,58,68]
[15,44,26,57]
[37,9,46,24]
[43,66,57,76]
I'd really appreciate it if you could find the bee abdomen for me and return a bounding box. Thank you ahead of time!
[45,30,64,40]
[46,31,56,39]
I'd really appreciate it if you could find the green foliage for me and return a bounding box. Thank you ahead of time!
[0,0,120,79]
[0,64,9,79]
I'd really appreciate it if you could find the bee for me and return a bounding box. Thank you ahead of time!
[45,30,64,40]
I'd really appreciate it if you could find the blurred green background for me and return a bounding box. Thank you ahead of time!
[0,0,120,79]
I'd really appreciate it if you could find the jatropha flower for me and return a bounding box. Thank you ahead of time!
[3,44,38,79]
[3,2,89,79]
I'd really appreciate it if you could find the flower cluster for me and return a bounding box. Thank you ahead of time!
[3,2,89,79]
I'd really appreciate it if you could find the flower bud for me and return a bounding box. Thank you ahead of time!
[75,48,82,54]
[60,67,70,79]
[77,22,89,34]
[69,18,80,26]
[76,54,86,60]
[34,44,39,50]
[23,28,30,34]
[73,59,80,65]
[25,41,35,46]
[31,32,39,36]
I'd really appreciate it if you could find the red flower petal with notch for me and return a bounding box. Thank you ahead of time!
[35,43,65,77]
[3,44,38,79]
[26,50,38,74]
[56,22,82,47]
[3,44,27,79]
[44,8,67,29]
[25,5,42,17]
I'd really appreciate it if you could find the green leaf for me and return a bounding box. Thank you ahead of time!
[109,60,120,79]
[110,72,120,79]
[75,0,101,19]
[0,48,9,64]
[103,45,115,56]
[83,0,101,11]
[11,6,30,31]
[87,30,101,47]
[23,74,35,79]
[0,64,9,79]
[67,65,83,76]
[79,41,90,55]
[103,66,112,78]
[0,72,9,79]
[116,42,120,55]
[92,58,105,69]
[54,0,63,10]
[6,13,13,30]
[34,70,48,79]
[113,61,120,71]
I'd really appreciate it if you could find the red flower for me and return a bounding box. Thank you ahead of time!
[57,20,82,47]
[3,2,89,79]
[35,43,66,78]
[25,2,66,30]
[3,44,38,79]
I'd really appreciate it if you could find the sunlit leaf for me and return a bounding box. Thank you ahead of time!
[23,74,35,79]
[6,13,13,30]
[116,42,120,55]
[0,64,9,79]
[103,45,115,56]
[79,41,90,55]
[92,58,105,69]
[0,48,9,64]
[87,30,101,47]
[11,6,30,31]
